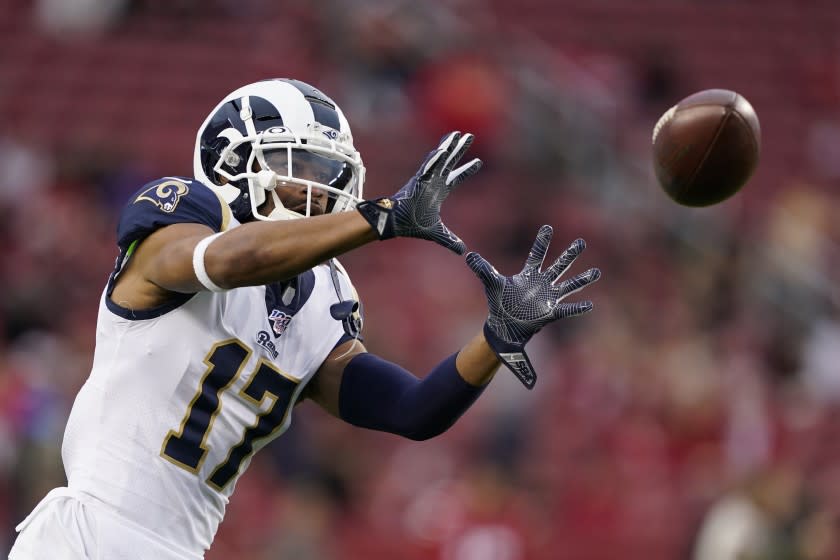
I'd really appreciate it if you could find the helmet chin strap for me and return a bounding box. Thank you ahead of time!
[252,187,297,221]
[253,170,295,220]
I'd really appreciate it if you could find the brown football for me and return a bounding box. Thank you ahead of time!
[652,89,760,207]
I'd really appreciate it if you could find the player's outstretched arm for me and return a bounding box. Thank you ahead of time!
[466,225,601,389]
[307,300,583,441]
[199,130,480,288]
[304,332,498,442]
[116,131,480,306]
[303,227,599,440]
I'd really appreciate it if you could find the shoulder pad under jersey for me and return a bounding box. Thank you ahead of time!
[116,177,232,249]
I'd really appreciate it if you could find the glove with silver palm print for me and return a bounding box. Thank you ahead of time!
[466,225,601,389]
[356,131,481,255]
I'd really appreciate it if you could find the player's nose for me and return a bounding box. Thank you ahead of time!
[288,183,324,198]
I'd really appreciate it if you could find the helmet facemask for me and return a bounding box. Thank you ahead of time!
[213,125,365,221]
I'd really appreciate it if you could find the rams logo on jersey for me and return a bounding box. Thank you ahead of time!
[135,180,190,213]
[256,330,279,359]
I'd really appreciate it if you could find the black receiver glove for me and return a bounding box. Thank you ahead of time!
[356,131,481,255]
[466,225,601,389]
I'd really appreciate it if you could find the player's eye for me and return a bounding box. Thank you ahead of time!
[264,149,345,185]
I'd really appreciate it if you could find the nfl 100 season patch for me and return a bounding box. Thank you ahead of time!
[268,309,293,336]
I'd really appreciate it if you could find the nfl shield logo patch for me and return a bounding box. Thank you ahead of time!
[268,309,293,337]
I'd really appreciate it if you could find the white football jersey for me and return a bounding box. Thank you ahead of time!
[58,177,360,555]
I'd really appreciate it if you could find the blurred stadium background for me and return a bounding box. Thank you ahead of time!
[1,0,839,558]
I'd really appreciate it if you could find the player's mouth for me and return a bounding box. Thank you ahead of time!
[288,203,325,216]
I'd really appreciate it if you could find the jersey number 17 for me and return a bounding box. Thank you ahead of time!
[160,339,298,491]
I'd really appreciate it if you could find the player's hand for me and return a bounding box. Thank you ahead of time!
[356,131,481,255]
[466,225,601,389]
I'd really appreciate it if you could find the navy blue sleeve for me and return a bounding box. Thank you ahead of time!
[338,352,486,441]
[116,177,228,249]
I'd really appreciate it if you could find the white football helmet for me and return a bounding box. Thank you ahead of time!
[194,78,365,222]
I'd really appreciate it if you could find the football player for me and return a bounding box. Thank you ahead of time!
[9,78,600,559]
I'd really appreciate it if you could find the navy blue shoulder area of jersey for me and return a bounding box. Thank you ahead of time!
[116,177,225,248]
